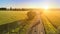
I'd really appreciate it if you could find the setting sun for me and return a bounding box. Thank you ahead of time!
[43,5,49,10]
[43,5,49,13]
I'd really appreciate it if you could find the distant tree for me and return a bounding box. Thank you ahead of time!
[0,8,7,10]
[10,7,12,10]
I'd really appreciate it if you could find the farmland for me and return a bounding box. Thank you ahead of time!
[0,10,60,34]
[41,10,60,34]
[0,11,28,25]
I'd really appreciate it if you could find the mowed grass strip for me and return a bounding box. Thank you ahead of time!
[0,11,28,25]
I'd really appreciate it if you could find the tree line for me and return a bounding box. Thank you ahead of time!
[0,7,32,11]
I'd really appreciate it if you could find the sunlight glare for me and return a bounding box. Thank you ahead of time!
[43,5,50,13]
[43,5,49,10]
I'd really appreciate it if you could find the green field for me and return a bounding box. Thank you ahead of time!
[41,10,60,34]
[0,10,60,34]
[0,11,29,34]
[0,11,28,25]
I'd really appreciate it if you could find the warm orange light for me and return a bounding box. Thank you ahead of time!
[43,5,49,10]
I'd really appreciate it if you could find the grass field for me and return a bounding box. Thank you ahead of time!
[0,11,29,34]
[41,10,60,34]
[0,11,28,25]
[0,10,60,34]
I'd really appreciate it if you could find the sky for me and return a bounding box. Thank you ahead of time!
[0,0,60,8]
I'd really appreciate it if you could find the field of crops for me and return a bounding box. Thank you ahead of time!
[41,10,60,34]
[0,10,60,34]
[0,11,28,25]
[0,11,29,34]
